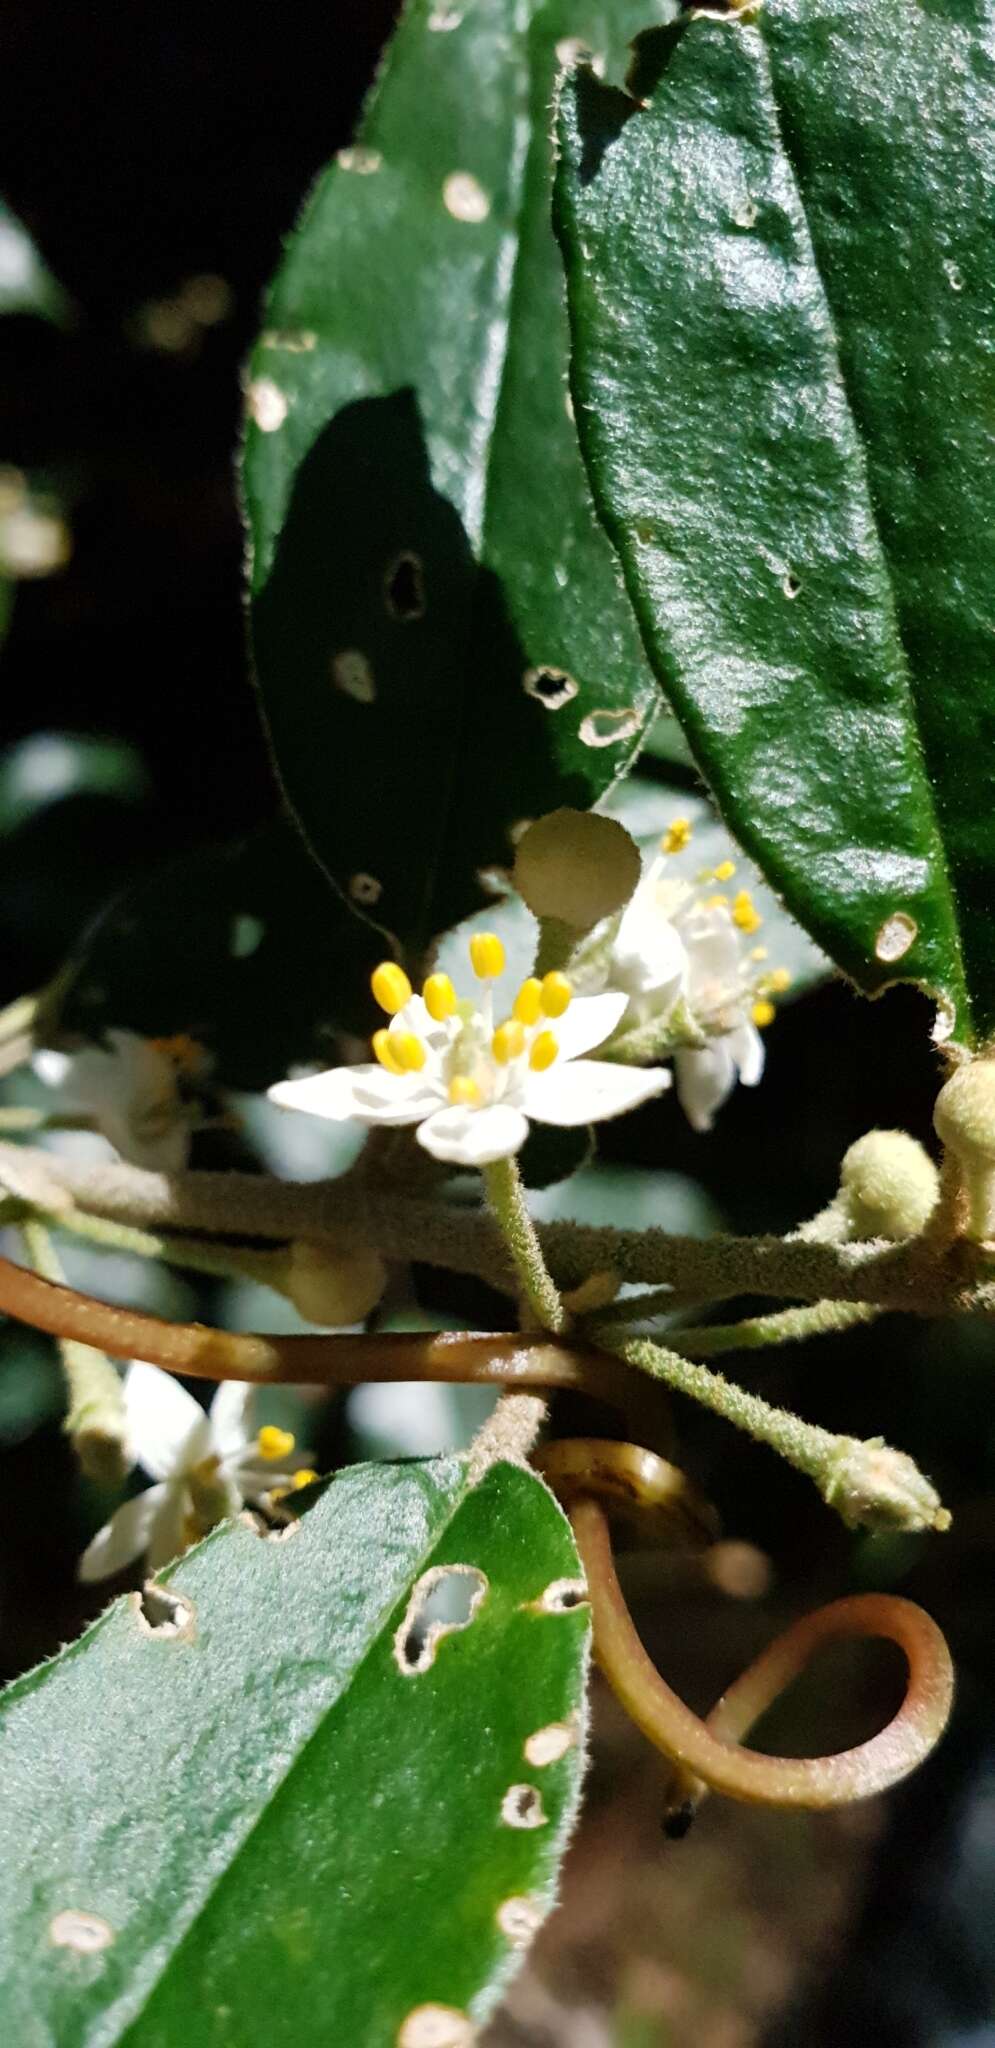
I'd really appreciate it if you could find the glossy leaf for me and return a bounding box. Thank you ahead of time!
[57,819,382,1091]
[0,1457,589,2044]
[242,0,666,956]
[555,2,995,1044]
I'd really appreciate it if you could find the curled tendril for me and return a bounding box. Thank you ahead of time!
[536,1438,954,1827]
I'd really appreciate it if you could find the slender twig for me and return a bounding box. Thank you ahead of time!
[483,1155,566,1333]
[667,1300,881,1356]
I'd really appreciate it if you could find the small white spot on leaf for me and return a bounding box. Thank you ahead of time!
[260,328,317,353]
[501,1783,547,1830]
[944,259,964,291]
[578,706,642,748]
[429,5,464,25]
[524,1720,576,1768]
[782,571,801,599]
[497,1896,543,1948]
[523,665,578,711]
[443,172,490,223]
[331,648,376,703]
[337,146,383,174]
[933,996,957,1046]
[133,1584,196,1640]
[527,1576,589,1615]
[397,2004,476,2048]
[394,1563,488,1675]
[733,196,758,228]
[875,912,918,964]
[247,378,288,432]
[349,872,383,907]
[50,1910,114,1956]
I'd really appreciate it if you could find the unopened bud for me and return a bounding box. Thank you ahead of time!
[513,809,640,930]
[821,1435,950,1534]
[839,1130,939,1241]
[933,1060,995,1239]
[280,1242,386,1327]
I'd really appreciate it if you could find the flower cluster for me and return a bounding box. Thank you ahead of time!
[606,817,791,1130]
[79,1364,315,1582]
[269,935,670,1167]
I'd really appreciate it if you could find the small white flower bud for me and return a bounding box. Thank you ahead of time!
[933,1060,995,1238]
[513,809,641,930]
[821,1435,950,1534]
[839,1130,939,1241]
[280,1242,387,1326]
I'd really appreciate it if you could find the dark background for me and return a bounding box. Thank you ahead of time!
[2,7,994,2042]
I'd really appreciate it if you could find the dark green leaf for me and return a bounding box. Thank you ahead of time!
[242,0,664,956]
[0,1458,588,2044]
[555,2,995,1043]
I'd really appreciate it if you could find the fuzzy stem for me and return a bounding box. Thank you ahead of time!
[19,1221,128,1484]
[42,1201,290,1290]
[668,1299,880,1356]
[483,1155,566,1334]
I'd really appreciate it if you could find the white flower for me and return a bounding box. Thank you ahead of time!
[33,1028,203,1171]
[608,819,787,1132]
[79,1364,313,1582]
[268,938,670,1169]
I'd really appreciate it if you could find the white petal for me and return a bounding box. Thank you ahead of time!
[674,1043,735,1132]
[268,1065,435,1127]
[124,1363,206,1480]
[78,1484,166,1583]
[522,1059,671,1128]
[416,1102,529,1166]
[32,1048,71,1088]
[145,1483,191,1571]
[554,991,630,1061]
[209,1379,255,1459]
[611,900,688,999]
[729,1021,765,1088]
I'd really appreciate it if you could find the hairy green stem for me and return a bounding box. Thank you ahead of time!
[42,1201,289,1290]
[669,1300,881,1356]
[483,1155,565,1334]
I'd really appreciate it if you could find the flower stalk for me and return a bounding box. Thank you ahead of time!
[19,1219,128,1485]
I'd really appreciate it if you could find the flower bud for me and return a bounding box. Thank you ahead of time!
[838,1130,939,1241]
[513,809,641,930]
[821,1435,950,1534]
[933,1060,995,1239]
[280,1242,387,1326]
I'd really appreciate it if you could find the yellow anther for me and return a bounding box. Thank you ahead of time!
[529,1030,559,1072]
[423,973,457,1022]
[371,961,412,1015]
[713,860,736,882]
[733,890,763,935]
[513,977,543,1026]
[469,931,505,979]
[448,1075,481,1106]
[765,967,792,993]
[291,1468,319,1490]
[392,1032,427,1073]
[661,817,692,854]
[257,1425,295,1462]
[752,999,776,1029]
[540,971,572,1018]
[492,1019,526,1064]
[373,1028,405,1075]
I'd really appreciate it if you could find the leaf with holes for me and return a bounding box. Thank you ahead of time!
[555,1,995,1045]
[0,1456,589,2045]
[242,0,670,957]
[54,818,382,1091]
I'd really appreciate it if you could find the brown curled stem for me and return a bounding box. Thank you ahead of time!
[0,1251,621,1398]
[569,1491,953,1813]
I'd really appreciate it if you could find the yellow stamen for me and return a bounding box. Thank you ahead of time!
[392,1032,427,1073]
[448,1075,481,1106]
[764,967,792,994]
[733,890,763,935]
[661,817,692,854]
[752,999,776,1028]
[469,931,505,979]
[713,860,736,882]
[513,977,543,1027]
[257,1425,295,1462]
[492,1019,526,1064]
[529,1030,559,1071]
[291,1468,319,1490]
[371,961,412,1015]
[540,971,572,1018]
[373,1027,405,1075]
[422,972,457,1022]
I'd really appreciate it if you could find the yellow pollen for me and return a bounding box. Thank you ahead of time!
[469,931,505,979]
[513,977,543,1026]
[371,961,412,1015]
[529,1030,559,1072]
[661,817,692,854]
[291,1468,319,1490]
[257,1425,295,1462]
[373,1028,405,1075]
[393,1032,427,1073]
[540,971,572,1018]
[713,860,736,882]
[733,890,763,935]
[422,972,457,1022]
[492,1019,526,1064]
[448,1075,481,1106]
[750,945,769,962]
[752,999,776,1028]
[765,967,792,993]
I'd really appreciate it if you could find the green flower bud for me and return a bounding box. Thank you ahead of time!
[933,1060,995,1239]
[839,1130,939,1241]
[821,1435,950,1534]
[280,1242,387,1327]
[513,809,640,931]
